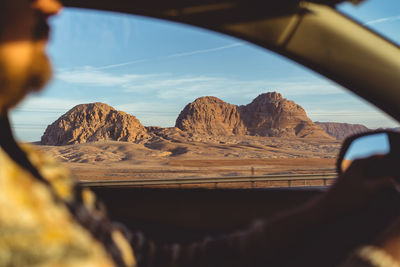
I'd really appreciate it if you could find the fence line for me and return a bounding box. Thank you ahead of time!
[79,173,337,188]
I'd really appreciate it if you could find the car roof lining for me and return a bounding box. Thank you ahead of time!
[60,0,365,26]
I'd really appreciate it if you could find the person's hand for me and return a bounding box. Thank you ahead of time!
[318,155,398,215]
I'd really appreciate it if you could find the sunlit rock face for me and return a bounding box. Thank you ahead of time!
[176,92,332,139]
[175,96,247,136]
[239,92,330,138]
[41,103,149,145]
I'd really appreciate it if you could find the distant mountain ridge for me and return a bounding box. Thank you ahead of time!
[315,122,370,140]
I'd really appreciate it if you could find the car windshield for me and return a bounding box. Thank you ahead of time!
[9,0,400,188]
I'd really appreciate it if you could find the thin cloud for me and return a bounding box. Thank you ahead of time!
[164,43,243,59]
[15,96,83,111]
[92,42,244,70]
[56,67,160,86]
[123,76,218,92]
[97,59,150,70]
[308,110,386,117]
[365,15,400,25]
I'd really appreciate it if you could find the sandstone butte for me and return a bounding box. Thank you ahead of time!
[176,92,333,139]
[41,102,150,145]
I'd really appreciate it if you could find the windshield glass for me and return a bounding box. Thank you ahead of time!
[10,4,400,188]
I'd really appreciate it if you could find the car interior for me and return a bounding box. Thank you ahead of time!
[53,0,400,265]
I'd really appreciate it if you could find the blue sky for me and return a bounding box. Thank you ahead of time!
[10,0,400,141]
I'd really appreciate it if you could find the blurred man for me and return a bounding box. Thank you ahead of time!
[0,0,55,112]
[0,1,135,266]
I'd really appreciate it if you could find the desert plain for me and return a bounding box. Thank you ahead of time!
[37,133,340,188]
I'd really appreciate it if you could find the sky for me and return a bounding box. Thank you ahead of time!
[345,132,390,160]
[10,0,400,141]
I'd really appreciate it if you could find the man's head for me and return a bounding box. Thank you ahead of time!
[0,0,62,114]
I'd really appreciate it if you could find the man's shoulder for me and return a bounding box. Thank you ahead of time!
[12,143,77,201]
[0,143,117,266]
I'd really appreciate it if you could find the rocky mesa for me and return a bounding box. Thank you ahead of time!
[41,103,150,145]
[176,92,332,139]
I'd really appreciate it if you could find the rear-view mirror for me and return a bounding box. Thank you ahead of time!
[337,130,400,174]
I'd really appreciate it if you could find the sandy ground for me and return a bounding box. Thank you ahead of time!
[37,135,341,183]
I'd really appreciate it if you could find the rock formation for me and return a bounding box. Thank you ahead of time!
[176,92,332,139]
[41,93,354,146]
[175,96,247,136]
[240,92,330,138]
[41,103,149,145]
[315,122,370,140]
